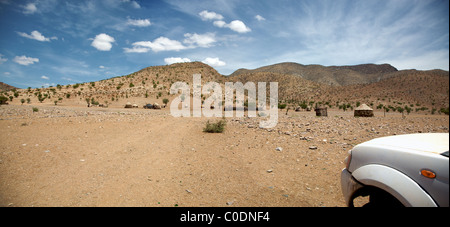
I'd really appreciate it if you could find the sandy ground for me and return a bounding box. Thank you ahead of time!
[0,104,448,207]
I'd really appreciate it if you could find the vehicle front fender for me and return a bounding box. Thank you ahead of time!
[352,164,437,207]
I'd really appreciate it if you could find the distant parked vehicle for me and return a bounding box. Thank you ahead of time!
[341,133,449,207]
[143,104,153,109]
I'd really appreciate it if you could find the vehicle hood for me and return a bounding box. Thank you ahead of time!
[349,133,449,207]
[360,133,449,155]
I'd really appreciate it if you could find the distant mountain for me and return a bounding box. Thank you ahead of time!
[228,62,448,110]
[0,82,18,92]
[328,63,398,75]
[229,62,400,86]
[323,69,450,109]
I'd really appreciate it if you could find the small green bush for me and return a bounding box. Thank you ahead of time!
[203,119,226,133]
[32,107,39,112]
[0,95,8,104]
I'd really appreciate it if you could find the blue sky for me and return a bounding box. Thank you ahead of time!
[0,0,448,88]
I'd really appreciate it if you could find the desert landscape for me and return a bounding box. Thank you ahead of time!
[0,62,449,207]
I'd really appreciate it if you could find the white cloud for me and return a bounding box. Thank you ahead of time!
[13,55,39,65]
[91,33,115,51]
[199,10,224,21]
[202,57,226,67]
[0,54,7,64]
[227,20,251,33]
[126,18,151,27]
[125,33,218,54]
[123,46,150,53]
[41,82,55,87]
[41,75,49,80]
[99,65,105,69]
[198,10,250,33]
[213,20,226,28]
[124,37,186,53]
[164,57,191,65]
[23,3,37,14]
[17,30,57,42]
[255,15,265,21]
[183,33,216,48]
[213,20,251,33]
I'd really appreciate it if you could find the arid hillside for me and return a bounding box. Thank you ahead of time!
[0,82,18,92]
[323,69,449,111]
[1,62,448,115]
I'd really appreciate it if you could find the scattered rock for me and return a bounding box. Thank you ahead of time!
[309,146,318,150]
[275,147,283,151]
[266,169,273,173]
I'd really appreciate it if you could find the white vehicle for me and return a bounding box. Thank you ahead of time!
[341,133,449,207]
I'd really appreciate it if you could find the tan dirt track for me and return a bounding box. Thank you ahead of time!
[0,104,448,207]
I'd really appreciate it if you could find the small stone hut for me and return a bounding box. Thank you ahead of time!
[354,104,374,117]
[153,103,161,109]
[124,102,133,108]
[314,104,327,117]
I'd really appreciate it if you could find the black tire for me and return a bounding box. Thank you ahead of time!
[357,187,404,207]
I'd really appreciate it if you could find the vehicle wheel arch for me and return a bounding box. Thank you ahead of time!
[351,164,437,207]
[349,185,403,207]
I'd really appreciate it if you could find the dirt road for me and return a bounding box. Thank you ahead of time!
[1,105,448,207]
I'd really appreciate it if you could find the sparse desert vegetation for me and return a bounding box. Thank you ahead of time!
[0,62,448,207]
[1,62,448,117]
[203,119,227,133]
